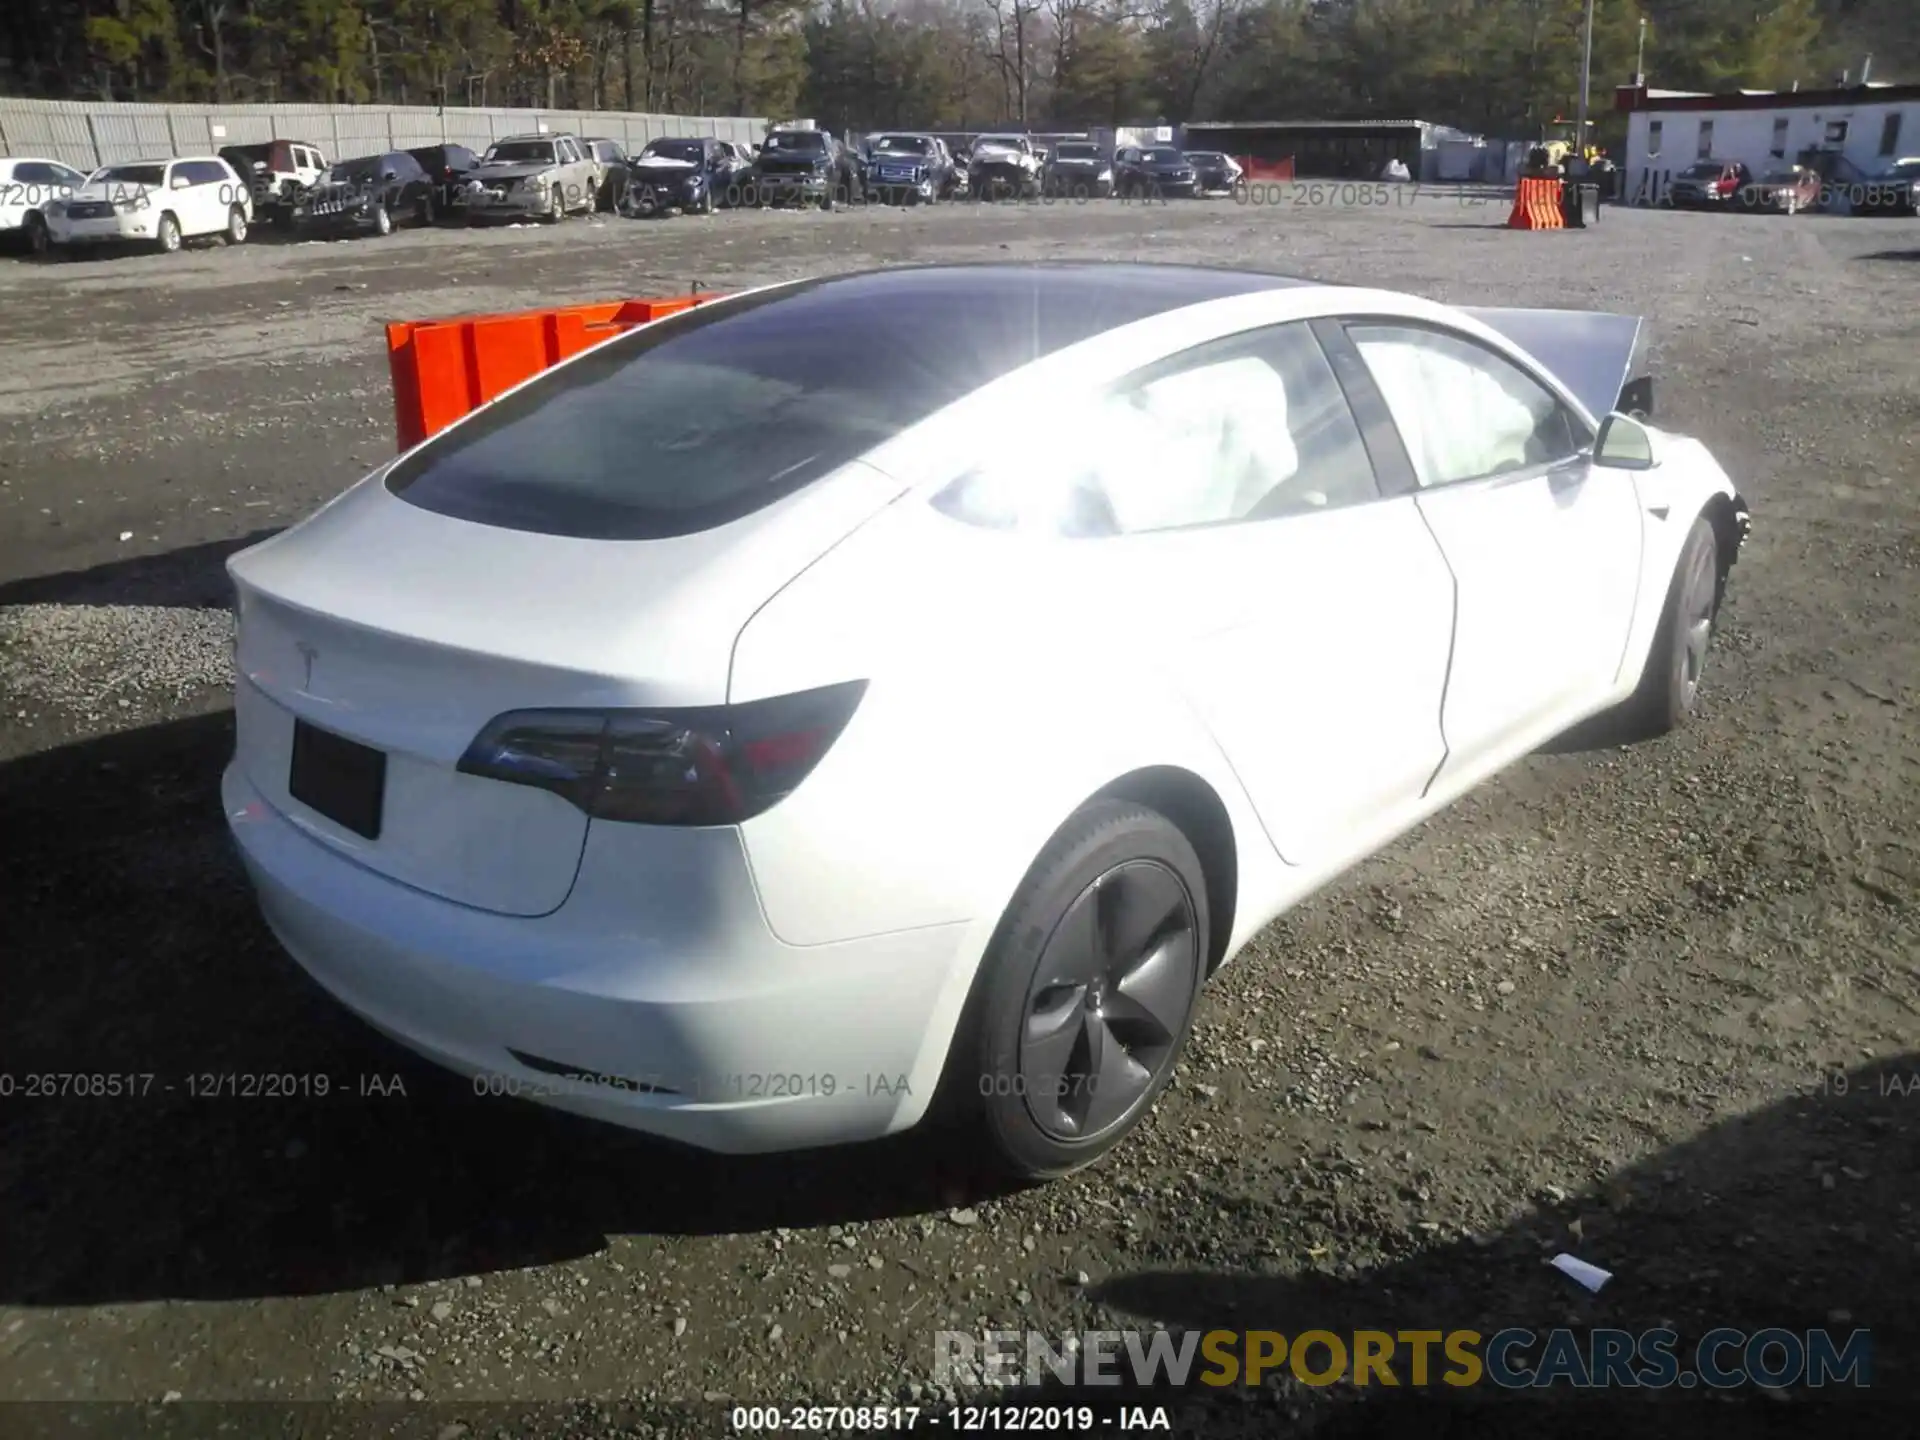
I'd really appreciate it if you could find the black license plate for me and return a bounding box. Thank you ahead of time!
[289,719,386,839]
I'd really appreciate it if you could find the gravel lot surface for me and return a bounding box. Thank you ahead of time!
[2,193,1917,1439]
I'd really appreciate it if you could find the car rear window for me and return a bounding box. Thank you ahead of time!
[387,285,967,539]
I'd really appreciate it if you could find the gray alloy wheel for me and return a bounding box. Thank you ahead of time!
[372,203,392,236]
[950,799,1210,1180]
[226,205,247,244]
[547,186,565,223]
[1616,515,1721,738]
[155,213,181,252]
[1017,860,1199,1142]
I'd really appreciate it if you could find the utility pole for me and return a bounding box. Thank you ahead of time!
[1635,16,1648,86]
[1574,0,1596,160]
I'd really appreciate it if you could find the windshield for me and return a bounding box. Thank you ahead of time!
[873,136,932,154]
[1054,144,1096,159]
[1680,162,1723,179]
[327,157,383,181]
[764,131,826,151]
[642,140,704,162]
[1140,149,1183,164]
[485,141,556,164]
[91,164,165,187]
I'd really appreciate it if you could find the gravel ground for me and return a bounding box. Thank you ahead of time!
[2,193,1917,1439]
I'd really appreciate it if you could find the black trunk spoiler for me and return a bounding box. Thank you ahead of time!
[1460,307,1652,424]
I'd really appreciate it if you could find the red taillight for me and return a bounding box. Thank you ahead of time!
[457,680,867,826]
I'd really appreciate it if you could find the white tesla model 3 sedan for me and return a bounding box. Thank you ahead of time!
[224,264,1749,1178]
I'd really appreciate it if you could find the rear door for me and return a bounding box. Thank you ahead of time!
[1338,320,1644,785]
[954,319,1456,868]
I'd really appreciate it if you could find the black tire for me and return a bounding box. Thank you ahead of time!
[225,204,248,244]
[943,799,1210,1180]
[545,187,565,223]
[417,194,435,227]
[371,203,392,236]
[22,211,49,256]
[155,212,181,253]
[699,185,715,216]
[1620,515,1722,737]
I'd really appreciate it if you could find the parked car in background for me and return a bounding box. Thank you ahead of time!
[1855,156,1920,217]
[456,133,599,224]
[292,151,435,237]
[1114,145,1199,199]
[1737,165,1820,215]
[584,137,631,211]
[1664,159,1752,209]
[865,133,952,204]
[969,134,1042,199]
[1042,141,1113,198]
[750,126,863,208]
[219,140,327,228]
[622,137,730,216]
[405,144,481,217]
[45,156,250,254]
[1186,151,1243,192]
[0,156,91,255]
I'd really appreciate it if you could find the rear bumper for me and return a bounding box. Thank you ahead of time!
[222,762,975,1154]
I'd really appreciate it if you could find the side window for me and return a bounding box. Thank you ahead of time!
[1346,324,1585,488]
[1647,119,1662,157]
[934,323,1379,536]
[14,161,56,185]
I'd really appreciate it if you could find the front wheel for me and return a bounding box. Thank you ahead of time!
[225,205,248,244]
[1621,516,1722,737]
[943,799,1210,1180]
[23,211,49,255]
[371,203,393,236]
[155,212,181,253]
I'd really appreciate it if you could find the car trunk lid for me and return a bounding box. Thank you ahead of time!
[227,463,900,915]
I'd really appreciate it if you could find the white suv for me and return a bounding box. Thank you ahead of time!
[0,156,92,256]
[46,156,252,255]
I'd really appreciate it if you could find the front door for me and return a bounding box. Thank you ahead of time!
[1341,320,1645,783]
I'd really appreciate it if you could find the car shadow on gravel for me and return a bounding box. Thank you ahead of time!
[971,1053,1916,1434]
[1856,249,1920,263]
[1,710,1024,1306]
[0,530,278,609]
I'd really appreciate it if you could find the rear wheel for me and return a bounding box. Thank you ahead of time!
[22,211,49,255]
[225,204,248,244]
[944,800,1210,1180]
[371,203,393,236]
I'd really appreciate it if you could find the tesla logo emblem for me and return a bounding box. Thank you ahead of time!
[296,641,318,690]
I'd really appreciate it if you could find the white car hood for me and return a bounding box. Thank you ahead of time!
[66,182,143,204]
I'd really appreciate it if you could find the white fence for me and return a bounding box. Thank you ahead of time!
[0,99,769,170]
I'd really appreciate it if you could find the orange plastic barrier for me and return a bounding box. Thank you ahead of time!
[385,293,726,451]
[1237,155,1295,182]
[1507,175,1565,230]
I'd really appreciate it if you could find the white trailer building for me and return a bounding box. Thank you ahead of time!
[1615,80,1920,207]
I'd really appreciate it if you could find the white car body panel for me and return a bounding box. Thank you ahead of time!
[0,157,90,235]
[47,157,247,246]
[223,266,1748,1153]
